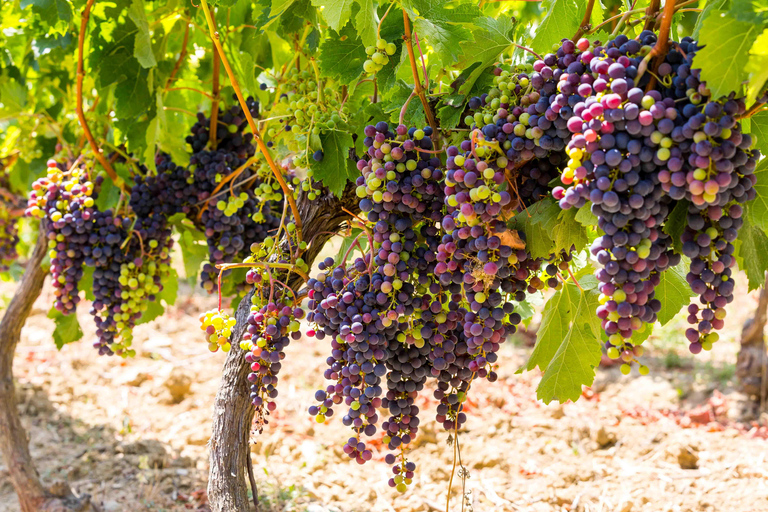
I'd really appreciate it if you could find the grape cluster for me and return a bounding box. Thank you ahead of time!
[363,38,397,75]
[200,309,236,352]
[26,160,101,314]
[180,100,283,292]
[239,268,304,428]
[518,33,760,361]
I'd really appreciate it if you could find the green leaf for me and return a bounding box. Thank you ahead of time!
[655,263,695,326]
[436,98,465,130]
[457,16,516,96]
[136,269,179,326]
[354,0,377,47]
[692,0,727,40]
[734,209,768,291]
[663,200,689,255]
[168,213,208,282]
[530,0,580,54]
[553,207,588,254]
[270,0,296,17]
[402,0,478,63]
[574,202,597,227]
[507,198,560,259]
[745,29,768,106]
[312,129,356,197]
[319,24,366,84]
[128,0,157,68]
[336,228,363,265]
[48,307,83,350]
[20,0,72,32]
[748,158,768,232]
[95,178,121,211]
[750,111,768,157]
[380,80,426,128]
[526,277,602,404]
[696,11,759,99]
[79,266,95,301]
[311,0,355,32]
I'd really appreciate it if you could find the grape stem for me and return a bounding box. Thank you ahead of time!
[167,87,215,99]
[196,155,259,219]
[216,261,309,283]
[199,0,303,241]
[76,0,120,186]
[377,1,395,39]
[572,0,596,41]
[402,9,438,134]
[164,17,191,90]
[591,2,642,36]
[736,100,768,120]
[643,0,661,31]
[413,32,429,92]
[565,267,584,292]
[638,0,676,91]
[399,91,417,126]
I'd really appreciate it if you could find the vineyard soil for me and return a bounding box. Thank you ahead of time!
[0,266,767,512]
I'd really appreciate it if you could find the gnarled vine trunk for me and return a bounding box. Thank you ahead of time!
[0,226,91,511]
[736,273,768,401]
[208,186,359,511]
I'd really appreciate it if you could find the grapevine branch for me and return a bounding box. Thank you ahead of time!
[200,0,303,239]
[76,0,120,185]
[644,0,661,31]
[638,0,676,90]
[402,9,437,133]
[572,0,596,41]
[164,17,191,90]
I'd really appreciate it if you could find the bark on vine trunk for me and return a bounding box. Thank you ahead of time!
[0,225,91,511]
[736,273,768,400]
[208,185,359,511]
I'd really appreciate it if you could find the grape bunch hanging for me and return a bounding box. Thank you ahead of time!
[208,28,762,489]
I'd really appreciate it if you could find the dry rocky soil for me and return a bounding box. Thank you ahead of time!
[1,272,768,512]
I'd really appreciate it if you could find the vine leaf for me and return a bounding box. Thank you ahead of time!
[128,0,157,68]
[524,276,602,404]
[457,16,516,96]
[574,202,597,227]
[313,129,356,197]
[311,0,355,33]
[506,198,559,259]
[48,307,83,350]
[745,29,768,107]
[354,0,377,47]
[750,111,768,158]
[19,0,71,32]
[530,0,580,54]
[692,0,727,39]
[318,24,365,84]
[696,10,759,99]
[137,269,179,325]
[748,158,768,233]
[554,208,588,254]
[168,213,209,283]
[401,0,478,63]
[655,263,695,326]
[663,200,688,255]
[734,209,768,291]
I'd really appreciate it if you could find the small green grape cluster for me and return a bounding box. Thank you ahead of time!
[216,192,249,217]
[364,38,397,74]
[200,309,236,352]
[463,65,535,129]
[113,257,167,356]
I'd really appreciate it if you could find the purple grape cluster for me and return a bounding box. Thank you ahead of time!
[27,160,102,314]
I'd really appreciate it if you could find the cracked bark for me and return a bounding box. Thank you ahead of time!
[207,185,359,511]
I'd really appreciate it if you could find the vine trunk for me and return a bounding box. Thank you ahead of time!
[0,225,92,511]
[208,185,359,511]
